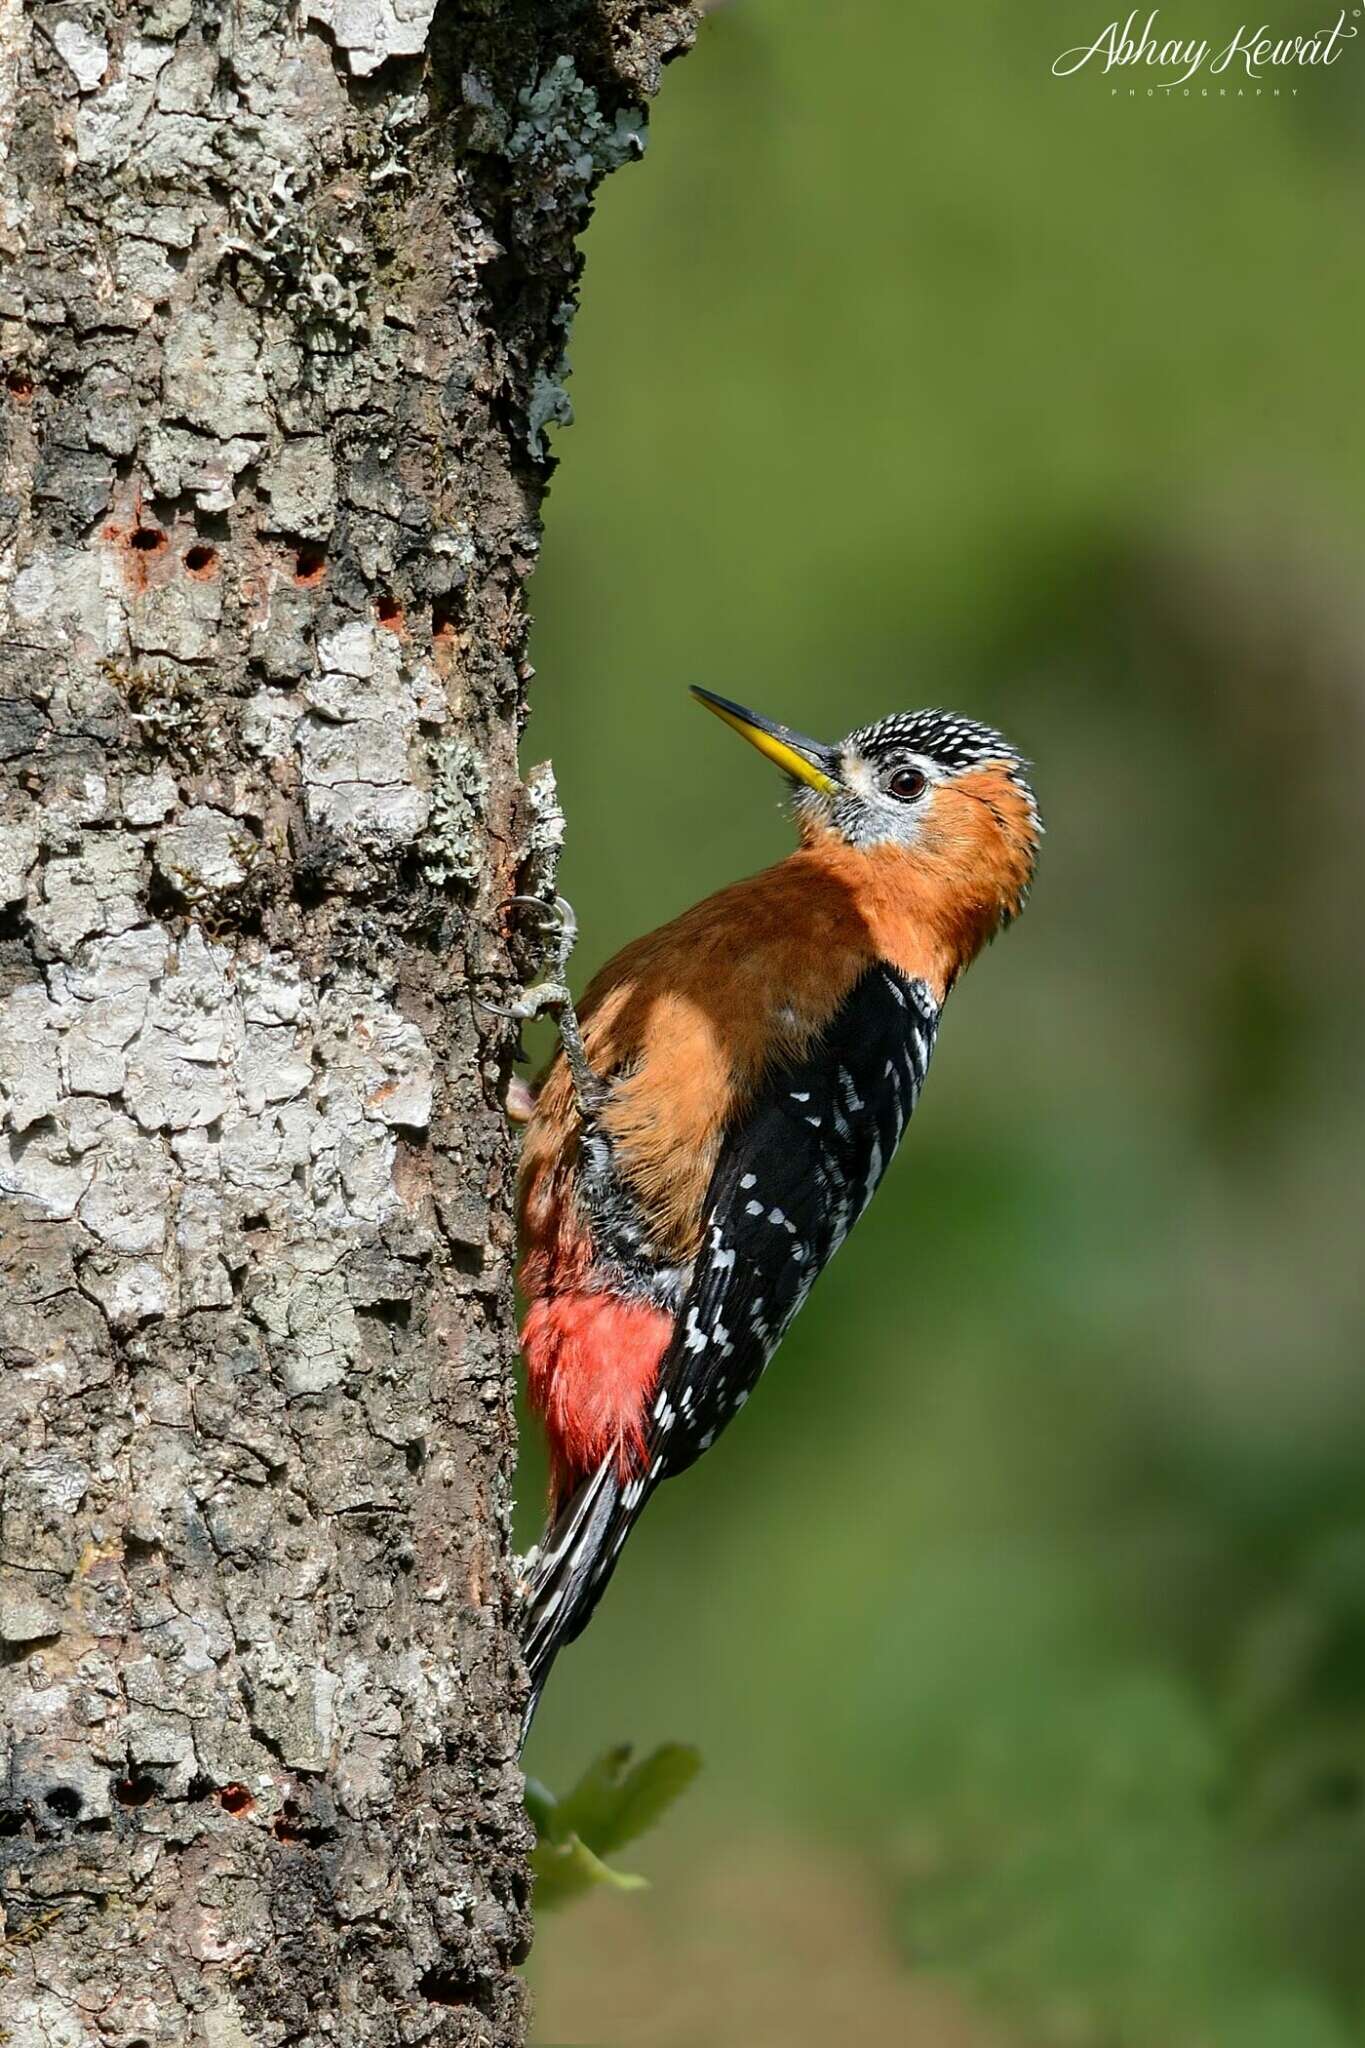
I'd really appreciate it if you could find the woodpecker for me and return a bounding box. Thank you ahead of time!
[513,687,1040,1735]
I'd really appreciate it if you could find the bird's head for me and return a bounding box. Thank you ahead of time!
[692,686,1041,953]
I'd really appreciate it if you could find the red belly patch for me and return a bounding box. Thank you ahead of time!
[523,1291,673,1505]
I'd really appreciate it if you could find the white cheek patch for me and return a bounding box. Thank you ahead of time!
[836,752,941,849]
[840,755,882,802]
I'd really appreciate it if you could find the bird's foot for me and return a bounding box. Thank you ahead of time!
[508,893,578,984]
[483,897,605,1118]
[511,1544,540,1599]
[504,1074,537,1125]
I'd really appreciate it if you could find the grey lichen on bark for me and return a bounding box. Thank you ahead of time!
[0,1,693,2042]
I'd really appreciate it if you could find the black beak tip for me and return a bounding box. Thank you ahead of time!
[689,685,750,721]
[689,685,839,782]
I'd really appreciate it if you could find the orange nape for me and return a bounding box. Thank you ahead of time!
[523,1291,673,1509]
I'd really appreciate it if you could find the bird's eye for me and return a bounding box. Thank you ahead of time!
[887,767,928,802]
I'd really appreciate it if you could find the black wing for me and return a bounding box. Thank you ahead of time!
[647,962,939,1478]
[520,964,939,1739]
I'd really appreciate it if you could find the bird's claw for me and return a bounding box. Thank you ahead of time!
[512,1544,541,1600]
[483,894,604,1118]
[507,894,578,981]
[505,1074,537,1125]
[477,978,573,1026]
[477,894,578,1019]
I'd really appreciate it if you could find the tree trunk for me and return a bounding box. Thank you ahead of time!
[0,3,692,2042]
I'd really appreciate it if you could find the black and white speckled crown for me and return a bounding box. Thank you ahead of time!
[845,710,1026,776]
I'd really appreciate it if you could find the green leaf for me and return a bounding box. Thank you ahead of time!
[523,1742,703,1912]
[555,1742,702,1857]
[521,1774,561,1841]
[547,1744,633,1847]
[531,1829,649,1911]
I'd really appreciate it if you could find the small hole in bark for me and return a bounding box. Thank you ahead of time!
[145,865,185,923]
[186,1774,216,1802]
[293,545,327,586]
[6,369,34,400]
[218,1782,254,1815]
[129,527,166,553]
[405,1437,426,1473]
[273,1798,336,1847]
[375,591,403,630]
[44,1787,82,1819]
[358,1297,411,1329]
[241,1212,269,1232]
[184,543,218,578]
[417,1967,483,2009]
[113,1775,157,1807]
[448,1241,484,1282]
[1,1631,59,1665]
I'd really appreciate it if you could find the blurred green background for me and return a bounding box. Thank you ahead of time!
[515,3,1365,2042]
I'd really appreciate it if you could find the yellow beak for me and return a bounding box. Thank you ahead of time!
[690,687,839,795]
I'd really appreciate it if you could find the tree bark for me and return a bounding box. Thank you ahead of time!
[0,2,692,2042]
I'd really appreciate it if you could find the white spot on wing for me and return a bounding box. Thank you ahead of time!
[838,1067,864,1113]
[864,1132,884,1205]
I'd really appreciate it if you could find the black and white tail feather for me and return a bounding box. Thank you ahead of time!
[520,1462,642,1742]
[518,964,939,1744]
